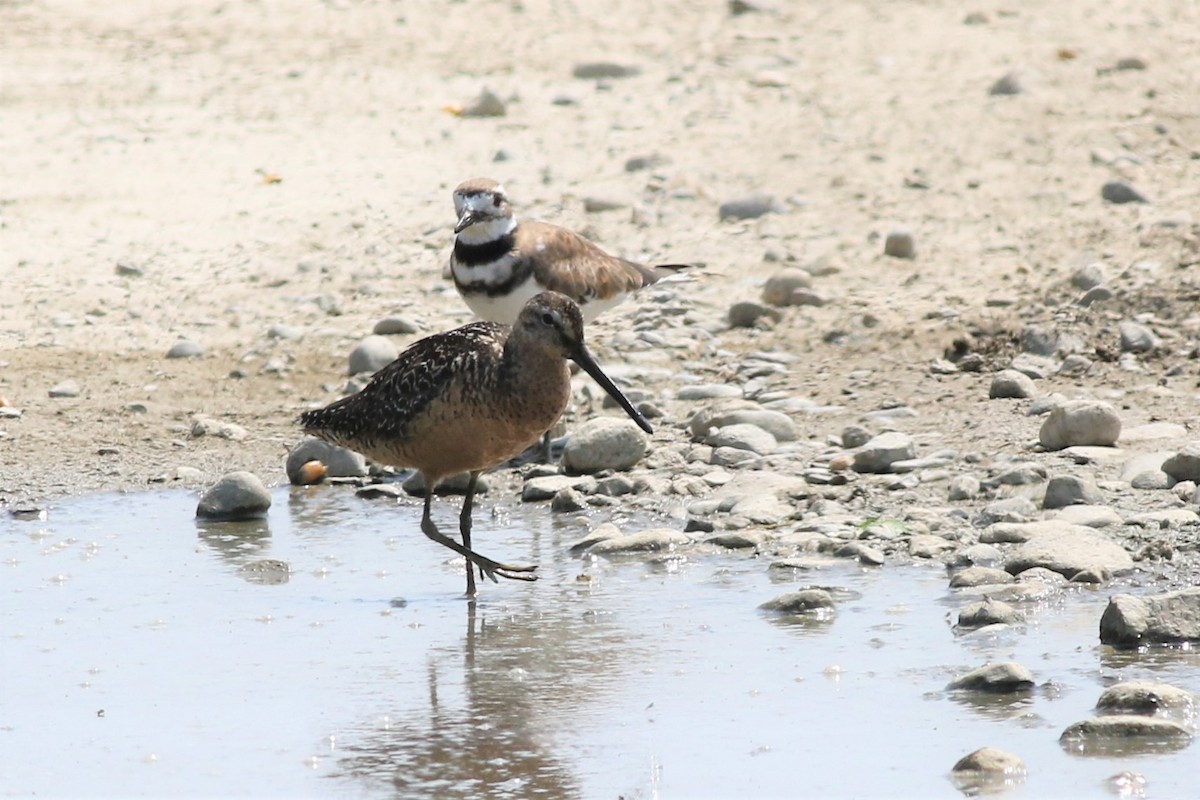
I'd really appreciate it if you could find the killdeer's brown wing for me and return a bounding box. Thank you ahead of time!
[515,221,652,304]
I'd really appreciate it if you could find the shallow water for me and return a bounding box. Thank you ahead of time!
[2,487,1197,799]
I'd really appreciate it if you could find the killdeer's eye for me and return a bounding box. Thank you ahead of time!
[540,312,555,327]
[493,192,503,206]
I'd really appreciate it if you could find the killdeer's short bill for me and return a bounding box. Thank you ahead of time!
[449,177,692,325]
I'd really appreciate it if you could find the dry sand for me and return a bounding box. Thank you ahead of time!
[1,0,1198,507]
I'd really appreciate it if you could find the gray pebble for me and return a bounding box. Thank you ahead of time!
[624,154,669,172]
[948,661,1035,692]
[761,269,813,306]
[1101,180,1149,204]
[373,316,420,335]
[1119,321,1158,352]
[166,339,204,359]
[728,301,782,328]
[706,531,767,549]
[190,416,248,441]
[1027,393,1065,416]
[286,437,368,483]
[957,599,1022,628]
[997,462,1047,485]
[711,446,760,468]
[1162,443,1200,482]
[988,72,1024,96]
[1077,286,1114,307]
[1096,682,1195,715]
[841,425,873,448]
[1039,399,1121,450]
[689,403,796,441]
[705,423,777,455]
[950,566,1015,588]
[355,484,406,500]
[950,747,1026,793]
[268,324,303,340]
[834,541,885,565]
[909,534,957,558]
[461,88,506,117]
[883,229,915,259]
[853,431,916,473]
[1057,354,1093,375]
[562,417,648,473]
[48,379,81,398]
[950,543,1004,568]
[719,195,782,221]
[115,259,145,277]
[1071,263,1106,290]
[348,335,398,375]
[572,62,642,79]
[788,289,829,307]
[586,528,689,554]
[551,487,586,512]
[403,471,491,496]
[677,384,743,401]
[582,196,626,213]
[759,588,837,616]
[1043,475,1103,509]
[523,474,595,501]
[1060,717,1191,749]
[1019,323,1059,356]
[978,497,1038,525]
[988,369,1036,399]
[196,471,272,520]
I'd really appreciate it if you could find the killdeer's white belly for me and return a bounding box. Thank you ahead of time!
[458,272,545,325]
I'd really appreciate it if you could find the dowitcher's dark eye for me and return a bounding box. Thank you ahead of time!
[540,312,555,326]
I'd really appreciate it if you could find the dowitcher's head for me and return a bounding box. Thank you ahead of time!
[516,292,653,434]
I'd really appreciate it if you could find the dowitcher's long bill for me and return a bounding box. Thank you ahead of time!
[449,177,692,326]
[298,291,650,596]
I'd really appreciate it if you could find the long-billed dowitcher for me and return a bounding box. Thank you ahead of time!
[299,291,652,596]
[449,177,692,324]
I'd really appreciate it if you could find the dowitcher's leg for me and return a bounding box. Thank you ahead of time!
[460,471,479,597]
[418,477,538,588]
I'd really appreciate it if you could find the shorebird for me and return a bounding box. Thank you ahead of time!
[449,177,692,325]
[299,291,652,597]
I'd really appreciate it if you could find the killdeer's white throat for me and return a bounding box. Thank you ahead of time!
[449,177,691,325]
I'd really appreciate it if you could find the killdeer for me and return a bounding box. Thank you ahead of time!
[449,177,691,325]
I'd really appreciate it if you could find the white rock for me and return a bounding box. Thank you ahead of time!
[1039,400,1121,450]
[562,417,649,473]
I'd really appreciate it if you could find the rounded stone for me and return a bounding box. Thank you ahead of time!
[196,471,272,520]
[1039,400,1121,450]
[704,423,777,455]
[989,369,1036,399]
[948,661,1035,693]
[883,229,916,259]
[761,269,813,306]
[166,339,204,359]
[286,437,369,483]
[1043,475,1103,509]
[562,417,649,473]
[348,335,399,375]
[1162,444,1200,482]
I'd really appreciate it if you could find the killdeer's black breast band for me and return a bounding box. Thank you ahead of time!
[454,235,515,268]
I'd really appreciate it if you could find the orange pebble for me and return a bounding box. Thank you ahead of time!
[296,460,328,485]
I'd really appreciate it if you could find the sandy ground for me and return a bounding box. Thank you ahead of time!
[1,0,1198,509]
